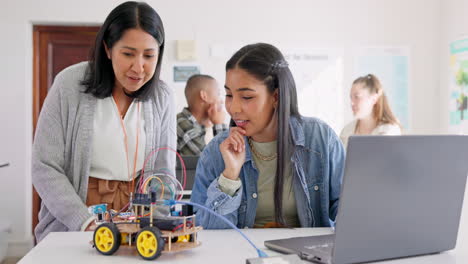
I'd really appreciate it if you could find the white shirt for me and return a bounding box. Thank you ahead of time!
[339,120,401,148]
[89,97,146,181]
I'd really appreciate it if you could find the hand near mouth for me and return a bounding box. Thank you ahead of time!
[219,127,246,180]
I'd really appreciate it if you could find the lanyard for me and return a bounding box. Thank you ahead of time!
[117,101,141,181]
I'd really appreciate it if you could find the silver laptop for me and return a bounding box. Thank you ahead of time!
[265,135,468,264]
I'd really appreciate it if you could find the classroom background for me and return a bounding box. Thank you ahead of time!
[0,0,467,260]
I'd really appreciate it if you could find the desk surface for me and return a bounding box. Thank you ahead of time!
[20,184,468,264]
[18,224,468,264]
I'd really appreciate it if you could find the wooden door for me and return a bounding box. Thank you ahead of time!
[32,25,100,238]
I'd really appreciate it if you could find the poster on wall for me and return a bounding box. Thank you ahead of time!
[449,38,468,134]
[280,47,344,133]
[173,66,200,82]
[354,47,410,130]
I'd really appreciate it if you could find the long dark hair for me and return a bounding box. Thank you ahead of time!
[353,74,401,127]
[81,1,165,100]
[226,43,300,226]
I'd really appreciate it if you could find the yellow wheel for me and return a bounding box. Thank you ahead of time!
[93,223,121,255]
[176,234,192,243]
[136,226,164,260]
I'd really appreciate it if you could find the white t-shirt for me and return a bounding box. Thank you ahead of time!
[89,97,146,181]
[339,120,401,148]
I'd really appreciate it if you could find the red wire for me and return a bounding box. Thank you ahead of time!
[172,220,193,232]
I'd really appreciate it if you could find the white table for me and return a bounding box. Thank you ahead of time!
[19,183,468,264]
[18,224,468,264]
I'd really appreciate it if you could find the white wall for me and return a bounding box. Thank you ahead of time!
[0,0,443,256]
[439,0,468,133]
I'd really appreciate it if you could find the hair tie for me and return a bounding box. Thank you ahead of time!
[270,60,289,73]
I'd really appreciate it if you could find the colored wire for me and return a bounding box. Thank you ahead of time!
[141,176,165,200]
[164,200,268,258]
[172,221,193,232]
[150,182,175,200]
[162,171,185,200]
[139,147,187,192]
[140,172,184,201]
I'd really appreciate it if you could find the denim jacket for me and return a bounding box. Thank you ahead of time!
[190,116,345,229]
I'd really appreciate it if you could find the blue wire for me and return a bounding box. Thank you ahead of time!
[164,199,268,258]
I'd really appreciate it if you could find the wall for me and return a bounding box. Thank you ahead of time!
[0,0,442,256]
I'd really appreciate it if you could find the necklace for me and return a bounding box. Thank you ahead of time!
[248,138,277,161]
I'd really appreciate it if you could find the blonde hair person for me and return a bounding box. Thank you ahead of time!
[340,74,402,148]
